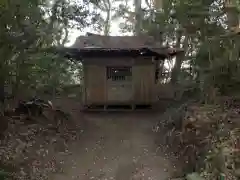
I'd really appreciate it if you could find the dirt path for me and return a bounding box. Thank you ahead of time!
[50,112,176,180]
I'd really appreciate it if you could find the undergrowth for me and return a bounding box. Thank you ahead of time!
[0,169,9,180]
[158,98,240,180]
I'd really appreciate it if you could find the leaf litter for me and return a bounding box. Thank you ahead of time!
[157,100,240,180]
[1,98,240,180]
[0,109,81,180]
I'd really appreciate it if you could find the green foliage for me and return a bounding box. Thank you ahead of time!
[107,0,240,99]
[0,0,90,98]
[0,169,9,180]
[1,0,240,178]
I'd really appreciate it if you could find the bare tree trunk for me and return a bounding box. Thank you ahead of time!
[103,0,111,35]
[14,53,25,96]
[0,71,5,115]
[0,57,7,114]
[61,27,69,46]
[104,9,111,35]
[224,0,239,31]
[134,0,142,35]
[171,29,184,84]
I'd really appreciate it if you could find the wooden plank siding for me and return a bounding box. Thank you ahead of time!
[83,65,106,105]
[132,65,156,104]
[82,57,158,106]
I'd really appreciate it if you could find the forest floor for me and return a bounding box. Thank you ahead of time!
[1,96,239,180]
[0,97,181,180]
[50,112,177,180]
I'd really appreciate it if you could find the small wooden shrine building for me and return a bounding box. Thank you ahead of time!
[61,33,182,110]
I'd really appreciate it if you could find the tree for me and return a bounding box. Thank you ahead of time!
[0,0,92,105]
[88,0,113,35]
[134,0,142,35]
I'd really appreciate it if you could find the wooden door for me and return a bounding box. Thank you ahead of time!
[84,65,106,104]
[133,65,155,104]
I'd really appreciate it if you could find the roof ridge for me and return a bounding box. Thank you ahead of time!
[72,34,159,49]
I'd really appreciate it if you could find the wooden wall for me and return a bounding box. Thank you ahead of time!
[82,57,157,105]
